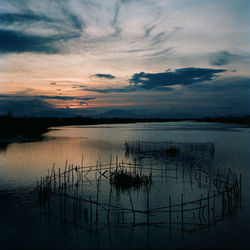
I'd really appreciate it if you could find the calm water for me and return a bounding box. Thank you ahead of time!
[0,121,250,249]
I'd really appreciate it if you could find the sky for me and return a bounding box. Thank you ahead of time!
[0,0,249,117]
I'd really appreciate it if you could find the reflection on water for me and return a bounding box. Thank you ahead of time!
[0,121,250,249]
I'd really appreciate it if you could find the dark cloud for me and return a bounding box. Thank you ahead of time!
[62,8,84,32]
[72,84,88,88]
[185,77,250,93]
[80,101,88,106]
[92,74,116,79]
[0,12,54,24]
[0,94,95,101]
[129,67,226,89]
[143,25,155,38]
[209,50,233,66]
[0,29,61,54]
[111,1,121,37]
[151,27,180,46]
[36,95,95,101]
[0,94,96,116]
[50,82,56,85]
[0,98,77,117]
[0,3,85,54]
[84,67,226,93]
[84,86,136,93]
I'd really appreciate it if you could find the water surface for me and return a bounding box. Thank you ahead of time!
[0,121,249,249]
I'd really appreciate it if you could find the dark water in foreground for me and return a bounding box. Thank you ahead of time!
[0,121,249,249]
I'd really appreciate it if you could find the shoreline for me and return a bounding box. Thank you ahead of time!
[0,116,249,146]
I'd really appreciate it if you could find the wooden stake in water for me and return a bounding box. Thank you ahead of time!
[128,190,135,224]
[81,154,84,168]
[96,179,100,224]
[89,196,92,225]
[240,173,242,208]
[199,194,202,225]
[169,195,172,230]
[221,192,225,217]
[64,160,67,184]
[59,168,61,194]
[181,193,184,232]
[146,188,150,226]
[176,168,178,182]
[54,169,56,193]
[212,192,216,211]
[207,192,210,226]
[107,187,112,224]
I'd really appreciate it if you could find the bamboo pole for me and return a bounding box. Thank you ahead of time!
[128,190,135,224]
[240,173,242,208]
[90,196,92,226]
[169,195,172,230]
[207,192,210,226]
[181,193,184,232]
[199,194,202,225]
[59,168,61,194]
[107,187,112,224]
[96,179,100,224]
[147,188,149,226]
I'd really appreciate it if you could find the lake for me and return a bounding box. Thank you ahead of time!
[0,121,249,249]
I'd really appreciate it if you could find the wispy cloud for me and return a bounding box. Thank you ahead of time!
[92,73,116,79]
[0,1,85,54]
[84,86,136,93]
[0,94,95,101]
[0,12,54,24]
[147,47,173,57]
[209,50,233,66]
[143,25,155,38]
[110,1,121,37]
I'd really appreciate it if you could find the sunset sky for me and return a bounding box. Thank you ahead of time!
[0,0,249,117]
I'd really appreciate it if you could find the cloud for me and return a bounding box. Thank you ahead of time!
[209,50,233,66]
[147,47,173,57]
[72,84,88,88]
[208,50,249,67]
[143,25,155,38]
[84,86,136,93]
[0,29,61,54]
[50,82,56,85]
[83,67,226,93]
[110,1,121,37]
[0,12,54,24]
[129,67,226,89]
[36,95,95,101]
[79,101,88,106]
[151,27,180,46]
[0,94,95,101]
[185,76,250,93]
[0,98,76,117]
[0,93,96,116]
[92,73,116,79]
[0,2,85,54]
